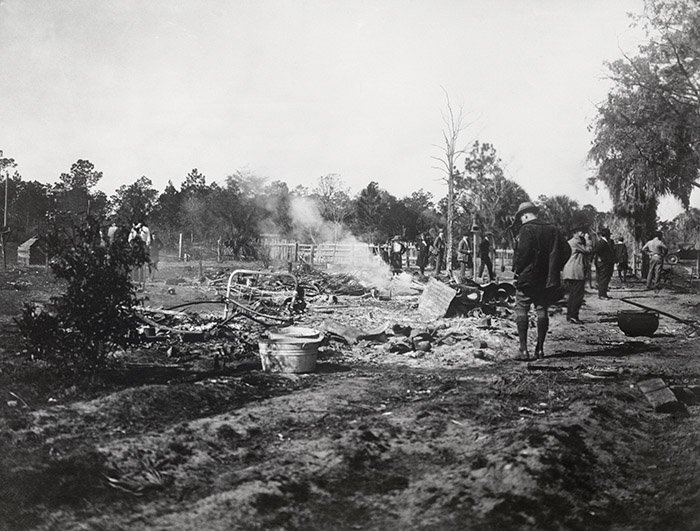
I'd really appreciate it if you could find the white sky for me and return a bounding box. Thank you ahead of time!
[0,0,690,219]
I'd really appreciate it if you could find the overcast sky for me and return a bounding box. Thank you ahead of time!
[3,0,687,218]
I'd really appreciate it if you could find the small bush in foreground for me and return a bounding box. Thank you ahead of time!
[17,215,148,379]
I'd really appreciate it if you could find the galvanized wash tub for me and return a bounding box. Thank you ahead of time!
[259,327,323,373]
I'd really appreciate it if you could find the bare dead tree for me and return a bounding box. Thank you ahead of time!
[431,90,471,274]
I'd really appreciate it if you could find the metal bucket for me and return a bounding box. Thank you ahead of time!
[267,326,321,341]
[259,327,323,373]
[617,310,659,337]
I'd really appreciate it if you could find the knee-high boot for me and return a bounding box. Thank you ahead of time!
[516,320,528,354]
[535,316,549,355]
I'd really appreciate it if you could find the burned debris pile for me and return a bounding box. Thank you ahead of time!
[17,256,522,381]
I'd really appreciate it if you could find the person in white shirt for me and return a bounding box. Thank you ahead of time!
[128,221,152,289]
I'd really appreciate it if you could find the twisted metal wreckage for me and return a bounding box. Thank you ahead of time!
[134,269,518,342]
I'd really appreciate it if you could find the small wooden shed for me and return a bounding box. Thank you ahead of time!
[17,237,47,266]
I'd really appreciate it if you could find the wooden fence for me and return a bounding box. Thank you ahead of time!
[259,238,515,271]
[261,239,380,267]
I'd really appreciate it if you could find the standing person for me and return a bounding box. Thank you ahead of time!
[615,237,629,283]
[457,232,472,281]
[478,233,495,282]
[128,221,152,290]
[379,238,391,265]
[416,233,429,276]
[389,236,406,276]
[512,202,569,361]
[562,226,593,324]
[642,231,668,290]
[432,229,445,276]
[593,228,616,299]
[106,219,119,244]
[149,232,163,281]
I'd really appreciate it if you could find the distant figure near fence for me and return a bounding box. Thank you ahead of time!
[478,234,495,282]
[416,233,429,275]
[149,232,163,281]
[129,221,151,290]
[389,236,406,275]
[457,232,472,281]
[432,229,445,276]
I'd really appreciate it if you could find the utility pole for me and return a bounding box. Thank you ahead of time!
[1,172,8,272]
[1,151,8,272]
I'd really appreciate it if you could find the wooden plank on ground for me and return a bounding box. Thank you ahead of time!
[637,378,668,394]
[637,378,688,414]
[418,278,457,320]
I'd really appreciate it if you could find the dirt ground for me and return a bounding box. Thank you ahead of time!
[1,257,700,531]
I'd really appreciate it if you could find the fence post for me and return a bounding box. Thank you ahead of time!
[178,233,184,261]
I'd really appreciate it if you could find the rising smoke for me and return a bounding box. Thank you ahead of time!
[285,195,412,292]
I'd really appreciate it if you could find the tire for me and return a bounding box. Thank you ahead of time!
[666,253,680,265]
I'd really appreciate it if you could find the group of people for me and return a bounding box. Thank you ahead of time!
[411,229,495,281]
[106,220,163,288]
[510,200,669,361]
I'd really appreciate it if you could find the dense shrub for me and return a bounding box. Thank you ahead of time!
[17,215,148,378]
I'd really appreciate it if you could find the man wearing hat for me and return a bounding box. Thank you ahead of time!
[615,236,629,283]
[456,231,472,281]
[478,232,495,282]
[593,227,616,299]
[562,225,593,324]
[432,228,446,276]
[641,231,667,290]
[389,235,406,275]
[512,201,570,360]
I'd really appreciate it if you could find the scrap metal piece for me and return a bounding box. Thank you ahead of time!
[637,378,688,414]
[223,269,299,325]
[418,278,458,320]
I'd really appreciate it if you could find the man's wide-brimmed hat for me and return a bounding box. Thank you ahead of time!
[515,201,539,219]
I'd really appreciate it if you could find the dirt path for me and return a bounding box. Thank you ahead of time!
[1,267,700,530]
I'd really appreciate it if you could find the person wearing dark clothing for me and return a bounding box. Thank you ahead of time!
[593,228,616,299]
[562,227,593,324]
[389,236,406,275]
[149,233,164,281]
[432,229,445,276]
[512,202,570,361]
[615,237,629,282]
[416,233,429,275]
[478,234,495,281]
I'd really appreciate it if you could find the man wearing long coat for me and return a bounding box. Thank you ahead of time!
[512,202,570,361]
[562,227,593,324]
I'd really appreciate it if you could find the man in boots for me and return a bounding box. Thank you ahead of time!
[593,227,616,299]
[512,202,570,361]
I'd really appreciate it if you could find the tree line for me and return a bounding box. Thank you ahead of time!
[588,0,700,241]
[0,142,611,260]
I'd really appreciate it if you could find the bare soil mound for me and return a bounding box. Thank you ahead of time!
[2,263,700,530]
